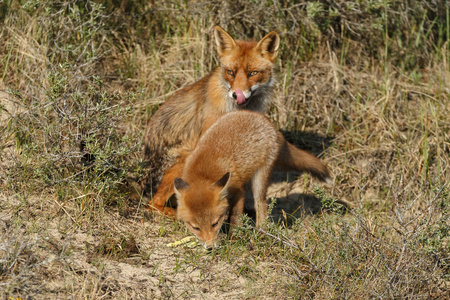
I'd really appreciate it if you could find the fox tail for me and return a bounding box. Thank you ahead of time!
[276,134,331,183]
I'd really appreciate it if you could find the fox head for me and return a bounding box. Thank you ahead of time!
[214,26,279,110]
[174,172,231,249]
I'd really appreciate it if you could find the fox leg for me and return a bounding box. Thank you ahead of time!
[228,189,245,239]
[275,135,331,182]
[147,160,185,218]
[251,164,275,227]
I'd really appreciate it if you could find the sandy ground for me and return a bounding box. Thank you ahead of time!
[1,174,322,299]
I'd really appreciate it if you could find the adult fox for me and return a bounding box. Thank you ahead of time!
[143,26,330,216]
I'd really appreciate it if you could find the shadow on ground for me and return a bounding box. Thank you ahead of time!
[280,129,333,157]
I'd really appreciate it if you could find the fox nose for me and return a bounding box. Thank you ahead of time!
[232,89,247,105]
[232,90,248,100]
[203,238,217,250]
[203,241,214,250]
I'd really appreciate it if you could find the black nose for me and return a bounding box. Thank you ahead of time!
[232,92,237,99]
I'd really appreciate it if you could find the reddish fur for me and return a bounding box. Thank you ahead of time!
[174,111,281,248]
[174,111,330,248]
[145,27,279,212]
[145,27,330,219]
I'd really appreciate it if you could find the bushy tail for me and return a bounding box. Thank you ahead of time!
[276,134,331,183]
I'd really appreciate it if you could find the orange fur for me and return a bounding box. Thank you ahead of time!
[145,27,330,218]
[174,111,281,248]
[174,111,330,248]
[145,26,279,212]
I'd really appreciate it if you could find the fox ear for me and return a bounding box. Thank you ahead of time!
[174,177,189,196]
[215,172,231,200]
[174,177,190,208]
[215,172,230,188]
[214,26,236,56]
[256,31,280,61]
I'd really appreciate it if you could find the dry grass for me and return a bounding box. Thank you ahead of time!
[1,0,449,299]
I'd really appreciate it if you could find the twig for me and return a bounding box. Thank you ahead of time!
[52,195,80,227]
[249,226,302,251]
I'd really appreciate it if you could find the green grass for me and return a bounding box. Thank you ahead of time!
[1,0,449,298]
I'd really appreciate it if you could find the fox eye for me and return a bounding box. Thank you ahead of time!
[226,69,234,77]
[212,221,219,228]
[189,223,200,231]
[248,71,258,77]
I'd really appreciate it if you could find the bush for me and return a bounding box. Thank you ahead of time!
[6,63,141,207]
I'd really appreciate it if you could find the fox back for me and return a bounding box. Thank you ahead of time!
[183,111,280,185]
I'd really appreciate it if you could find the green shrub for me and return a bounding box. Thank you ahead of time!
[6,63,141,206]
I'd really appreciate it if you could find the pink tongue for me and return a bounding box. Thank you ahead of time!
[235,89,246,105]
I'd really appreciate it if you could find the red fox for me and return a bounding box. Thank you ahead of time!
[173,111,328,249]
[143,26,330,217]
[143,26,280,210]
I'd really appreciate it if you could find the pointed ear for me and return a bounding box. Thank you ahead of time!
[214,172,230,200]
[214,26,236,57]
[174,177,190,191]
[215,172,230,188]
[256,31,280,61]
[174,177,190,203]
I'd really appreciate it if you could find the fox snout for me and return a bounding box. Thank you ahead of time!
[202,239,218,250]
[192,235,217,250]
[229,88,253,106]
[193,230,220,249]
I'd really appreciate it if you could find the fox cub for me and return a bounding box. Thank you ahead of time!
[173,111,330,249]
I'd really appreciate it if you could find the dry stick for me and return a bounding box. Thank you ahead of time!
[131,182,146,219]
[280,257,313,279]
[236,223,330,275]
[52,195,80,227]
[7,241,27,272]
[248,225,302,251]
[53,163,94,184]
[232,223,321,276]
